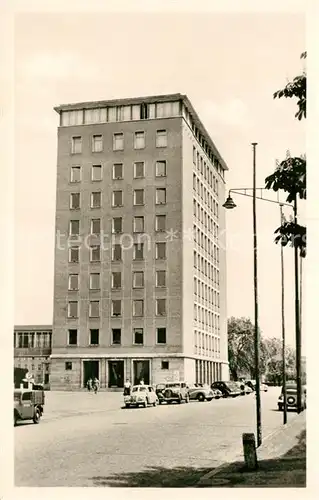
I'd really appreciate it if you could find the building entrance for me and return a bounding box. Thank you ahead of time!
[83,360,99,387]
[108,360,124,388]
[133,360,150,385]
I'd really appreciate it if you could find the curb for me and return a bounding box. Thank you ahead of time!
[197,412,305,487]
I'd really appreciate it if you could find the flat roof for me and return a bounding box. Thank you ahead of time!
[14,325,52,331]
[54,93,228,171]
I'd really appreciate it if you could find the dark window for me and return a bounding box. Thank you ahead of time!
[113,163,123,179]
[112,217,123,233]
[90,329,99,345]
[112,300,121,316]
[69,246,79,262]
[141,102,148,119]
[68,329,77,345]
[65,362,72,371]
[112,244,122,261]
[112,272,122,288]
[161,361,169,370]
[157,328,167,344]
[22,392,32,401]
[112,329,121,345]
[134,243,144,260]
[134,328,144,345]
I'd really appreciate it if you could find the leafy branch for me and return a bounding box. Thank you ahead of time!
[273,52,307,120]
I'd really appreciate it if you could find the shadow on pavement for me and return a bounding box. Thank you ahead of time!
[90,466,214,487]
[198,428,306,488]
[89,430,306,488]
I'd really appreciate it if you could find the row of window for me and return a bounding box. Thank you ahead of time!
[61,101,180,127]
[194,306,221,327]
[14,332,52,349]
[194,250,220,275]
[69,242,167,263]
[71,129,168,154]
[194,280,220,306]
[69,187,167,210]
[69,270,166,290]
[194,223,219,245]
[193,146,222,190]
[194,331,221,354]
[15,363,46,371]
[67,299,168,318]
[64,359,171,371]
[194,184,219,220]
[194,198,219,222]
[69,215,167,237]
[70,160,167,183]
[193,170,219,197]
[194,225,219,259]
[67,327,167,346]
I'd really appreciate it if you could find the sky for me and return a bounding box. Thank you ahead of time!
[14,9,306,348]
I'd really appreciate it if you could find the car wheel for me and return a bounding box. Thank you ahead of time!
[14,412,18,426]
[153,400,157,407]
[33,408,41,424]
[125,403,130,408]
[197,393,205,402]
[207,398,213,402]
[278,404,283,411]
[178,395,182,404]
[185,394,189,403]
[143,400,147,408]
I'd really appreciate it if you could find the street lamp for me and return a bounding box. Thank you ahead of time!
[223,144,296,443]
[223,143,262,447]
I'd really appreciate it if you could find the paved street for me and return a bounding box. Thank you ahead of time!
[15,387,297,487]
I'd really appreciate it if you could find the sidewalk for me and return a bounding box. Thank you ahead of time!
[197,412,306,487]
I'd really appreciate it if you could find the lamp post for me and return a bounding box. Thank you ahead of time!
[294,197,302,413]
[223,146,295,442]
[223,143,262,447]
[280,204,287,424]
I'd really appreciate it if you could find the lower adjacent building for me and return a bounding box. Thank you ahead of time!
[14,326,52,388]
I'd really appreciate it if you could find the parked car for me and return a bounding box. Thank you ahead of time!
[211,381,241,398]
[245,380,268,392]
[278,383,306,412]
[124,385,158,408]
[212,388,223,399]
[235,381,253,395]
[156,382,189,404]
[14,388,45,425]
[187,384,215,402]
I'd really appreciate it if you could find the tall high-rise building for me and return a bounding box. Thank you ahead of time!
[50,94,229,390]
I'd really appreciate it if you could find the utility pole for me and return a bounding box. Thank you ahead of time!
[280,204,287,424]
[294,196,302,413]
[252,142,262,446]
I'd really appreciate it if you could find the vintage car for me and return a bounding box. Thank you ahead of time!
[278,383,307,412]
[211,381,241,398]
[235,381,253,395]
[187,384,215,402]
[14,389,45,425]
[124,385,158,408]
[156,382,189,404]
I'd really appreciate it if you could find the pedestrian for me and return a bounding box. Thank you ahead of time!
[139,378,144,386]
[124,379,131,396]
[93,377,100,394]
[87,378,92,392]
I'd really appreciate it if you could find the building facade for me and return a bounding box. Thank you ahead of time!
[14,325,52,387]
[50,94,229,390]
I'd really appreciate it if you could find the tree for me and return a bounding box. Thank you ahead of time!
[263,337,296,385]
[273,51,306,120]
[265,52,306,256]
[227,317,267,380]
